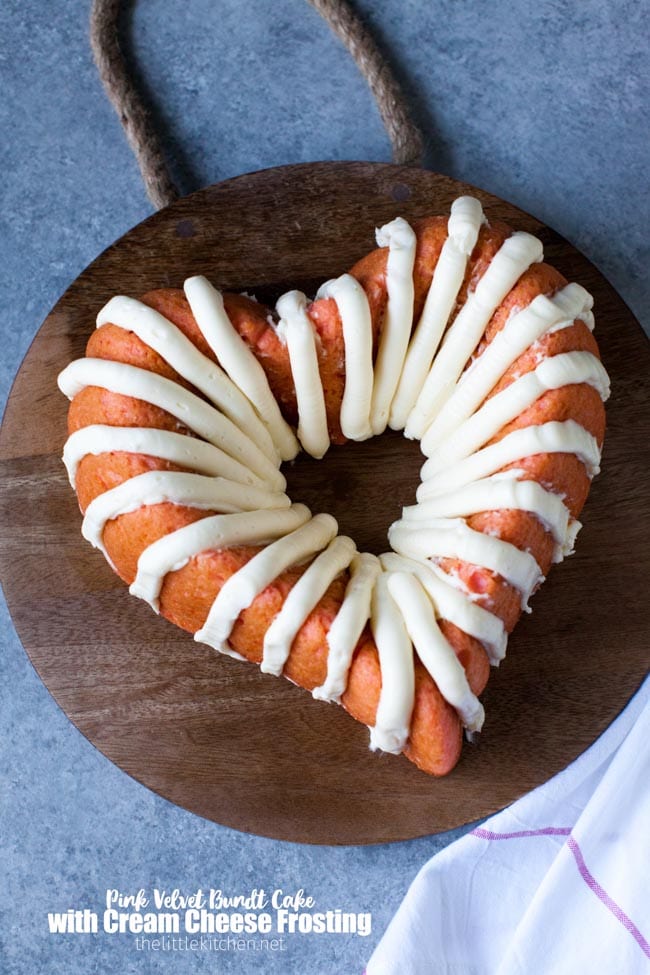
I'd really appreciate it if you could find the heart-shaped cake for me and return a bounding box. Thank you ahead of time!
[57,195,609,776]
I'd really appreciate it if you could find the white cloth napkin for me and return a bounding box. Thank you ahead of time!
[367,677,650,975]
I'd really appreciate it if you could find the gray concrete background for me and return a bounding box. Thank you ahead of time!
[0,1,648,973]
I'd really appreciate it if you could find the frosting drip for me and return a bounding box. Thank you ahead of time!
[389,517,543,606]
[58,358,284,490]
[276,291,330,459]
[96,294,280,463]
[313,552,382,702]
[380,553,507,665]
[390,196,484,430]
[387,572,484,732]
[370,217,417,435]
[262,535,356,677]
[196,512,337,656]
[183,276,300,462]
[316,274,374,441]
[405,231,544,439]
[419,420,602,499]
[369,574,415,753]
[63,425,267,489]
[131,505,310,614]
[82,471,290,560]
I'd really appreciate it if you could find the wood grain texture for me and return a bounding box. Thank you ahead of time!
[0,162,648,844]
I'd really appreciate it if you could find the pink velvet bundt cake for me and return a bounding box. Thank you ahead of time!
[58,196,608,776]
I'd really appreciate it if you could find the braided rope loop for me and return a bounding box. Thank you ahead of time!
[89,0,424,209]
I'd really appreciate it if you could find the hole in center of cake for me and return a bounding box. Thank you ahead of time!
[282,428,424,555]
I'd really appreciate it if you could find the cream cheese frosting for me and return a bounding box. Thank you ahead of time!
[196,511,337,657]
[316,274,374,441]
[183,276,300,461]
[387,571,485,732]
[370,217,417,435]
[62,425,267,489]
[96,294,280,463]
[58,195,609,756]
[58,358,284,490]
[313,552,382,702]
[389,196,484,431]
[276,290,330,459]
[405,231,544,439]
[369,573,415,753]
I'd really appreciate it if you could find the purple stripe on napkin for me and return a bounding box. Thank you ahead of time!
[471,826,650,959]
[567,837,650,959]
[471,826,572,840]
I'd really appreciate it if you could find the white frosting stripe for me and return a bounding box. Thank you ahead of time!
[183,277,300,461]
[402,476,569,547]
[419,420,601,499]
[390,197,484,431]
[276,291,330,459]
[423,351,608,466]
[389,517,543,605]
[370,217,417,435]
[406,231,544,439]
[82,471,290,557]
[316,274,374,441]
[369,574,415,754]
[57,358,284,491]
[387,572,484,732]
[313,552,382,702]
[130,504,311,614]
[63,425,266,490]
[196,513,338,655]
[262,535,357,676]
[421,287,597,453]
[97,295,279,463]
[380,553,507,665]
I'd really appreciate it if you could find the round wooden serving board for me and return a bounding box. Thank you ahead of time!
[1,163,648,844]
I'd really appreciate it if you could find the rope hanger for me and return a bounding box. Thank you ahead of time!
[89,0,425,209]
